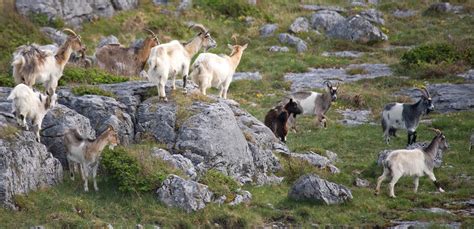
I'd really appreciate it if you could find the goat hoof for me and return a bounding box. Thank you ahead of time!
[439,188,445,193]
[390,195,396,198]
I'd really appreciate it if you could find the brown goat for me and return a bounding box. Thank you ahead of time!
[264,99,302,142]
[95,29,160,76]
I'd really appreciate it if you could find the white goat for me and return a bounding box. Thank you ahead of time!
[12,28,85,107]
[7,83,55,142]
[190,43,248,99]
[144,24,217,101]
[375,128,449,198]
[64,126,119,192]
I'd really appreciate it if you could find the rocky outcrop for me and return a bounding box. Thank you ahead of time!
[288,174,353,205]
[15,0,138,27]
[278,33,308,53]
[152,148,197,179]
[41,105,96,166]
[286,152,340,174]
[327,15,388,43]
[310,10,345,32]
[360,9,385,25]
[233,72,262,81]
[135,98,176,144]
[289,17,309,34]
[321,51,363,58]
[0,117,63,209]
[156,175,213,213]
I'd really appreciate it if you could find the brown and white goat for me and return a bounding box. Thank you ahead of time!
[95,29,160,76]
[375,128,449,198]
[190,43,248,99]
[264,99,303,142]
[144,24,217,101]
[12,28,85,107]
[64,126,119,192]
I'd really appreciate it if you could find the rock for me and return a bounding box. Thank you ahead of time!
[233,72,262,81]
[278,33,308,53]
[416,207,453,215]
[426,2,464,14]
[300,4,345,13]
[310,10,346,31]
[325,150,338,163]
[156,175,213,213]
[390,220,461,229]
[177,0,192,11]
[399,84,474,113]
[15,0,138,27]
[229,190,252,206]
[287,151,340,173]
[152,148,197,179]
[97,35,120,48]
[336,109,374,126]
[259,24,278,37]
[40,27,67,46]
[135,97,176,144]
[327,15,388,43]
[458,69,474,82]
[152,0,168,5]
[136,224,143,229]
[377,141,444,168]
[268,46,290,52]
[285,63,392,91]
[41,105,96,167]
[321,51,363,58]
[289,17,310,34]
[244,16,255,26]
[360,9,385,25]
[288,174,353,205]
[0,117,63,209]
[214,195,226,205]
[354,177,370,187]
[393,9,417,18]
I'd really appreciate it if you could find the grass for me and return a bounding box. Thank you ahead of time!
[71,85,116,98]
[0,0,473,227]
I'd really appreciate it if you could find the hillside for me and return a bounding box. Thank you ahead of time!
[0,0,473,227]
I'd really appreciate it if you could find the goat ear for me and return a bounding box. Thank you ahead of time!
[242,43,248,49]
[227,44,233,50]
[289,98,294,103]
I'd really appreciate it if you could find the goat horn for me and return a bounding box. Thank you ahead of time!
[189,24,208,34]
[323,80,332,87]
[144,28,160,44]
[422,86,431,98]
[231,34,238,44]
[63,28,78,37]
[415,88,428,98]
[428,127,442,135]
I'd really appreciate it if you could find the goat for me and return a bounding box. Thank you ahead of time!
[12,28,85,107]
[382,87,434,146]
[190,43,248,99]
[285,81,338,130]
[375,128,449,198]
[95,29,160,76]
[264,99,303,142]
[7,83,55,142]
[144,24,217,101]
[64,126,119,192]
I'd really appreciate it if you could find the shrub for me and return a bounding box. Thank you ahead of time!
[0,74,14,87]
[277,154,321,184]
[71,85,115,98]
[61,67,129,85]
[195,0,270,20]
[199,169,239,199]
[28,13,64,28]
[101,146,181,193]
[400,43,459,66]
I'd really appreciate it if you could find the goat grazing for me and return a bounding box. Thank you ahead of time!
[145,24,217,101]
[190,43,248,99]
[284,81,338,130]
[12,28,85,107]
[382,87,434,145]
[375,128,449,198]
[264,99,303,142]
[95,29,160,76]
[64,126,119,192]
[7,83,55,142]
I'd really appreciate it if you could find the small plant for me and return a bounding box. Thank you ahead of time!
[346,67,368,75]
[71,85,115,98]
[0,125,19,141]
[61,67,129,86]
[199,169,239,199]
[400,43,459,66]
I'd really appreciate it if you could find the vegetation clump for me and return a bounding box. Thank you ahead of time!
[199,169,239,199]
[60,67,129,85]
[71,85,116,98]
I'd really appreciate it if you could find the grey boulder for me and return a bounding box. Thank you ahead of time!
[278,33,308,53]
[259,24,278,37]
[233,72,262,81]
[156,175,213,213]
[40,27,67,46]
[289,174,353,205]
[360,9,385,25]
[289,17,310,34]
[152,148,197,179]
[288,152,339,174]
[310,10,346,31]
[135,98,176,144]
[97,35,120,48]
[327,15,388,43]
[269,46,290,52]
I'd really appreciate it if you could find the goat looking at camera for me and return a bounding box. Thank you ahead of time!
[264,99,303,142]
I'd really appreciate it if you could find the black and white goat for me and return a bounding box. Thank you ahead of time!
[382,87,434,145]
[376,128,449,198]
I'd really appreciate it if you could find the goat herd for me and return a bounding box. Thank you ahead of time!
[5,25,454,197]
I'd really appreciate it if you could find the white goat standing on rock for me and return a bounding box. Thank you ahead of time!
[375,128,449,198]
[144,24,217,101]
[12,28,85,107]
[7,83,56,142]
[190,43,248,99]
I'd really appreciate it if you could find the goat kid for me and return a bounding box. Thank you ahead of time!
[64,126,119,192]
[375,128,449,198]
[7,83,55,142]
[145,24,217,102]
[190,43,248,99]
[12,28,85,107]
[264,99,303,142]
[382,87,434,145]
